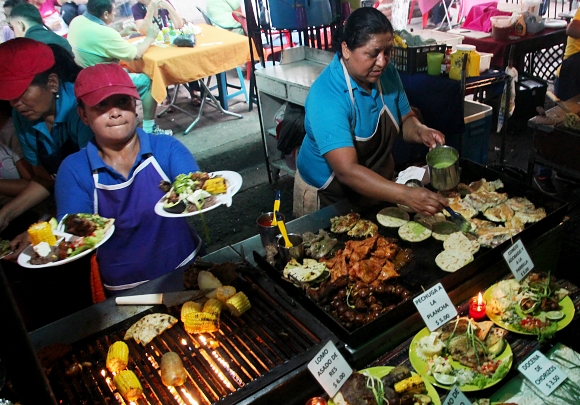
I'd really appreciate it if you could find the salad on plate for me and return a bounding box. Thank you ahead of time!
[159,171,228,214]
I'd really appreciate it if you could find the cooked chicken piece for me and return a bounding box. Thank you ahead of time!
[345,235,378,263]
[464,190,508,213]
[504,197,535,212]
[372,237,399,260]
[483,203,514,222]
[470,218,497,233]
[348,219,379,238]
[330,212,360,233]
[439,317,470,341]
[322,250,349,282]
[349,258,383,284]
[514,207,547,224]
[457,178,504,195]
[445,196,478,220]
[377,260,399,281]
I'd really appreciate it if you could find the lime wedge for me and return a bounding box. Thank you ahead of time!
[545,310,564,320]
[434,372,457,385]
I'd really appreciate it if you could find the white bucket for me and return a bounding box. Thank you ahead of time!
[522,0,542,17]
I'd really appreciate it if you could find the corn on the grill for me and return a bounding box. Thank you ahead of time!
[183,312,219,334]
[203,298,223,315]
[202,177,227,194]
[113,369,143,402]
[106,341,129,373]
[28,222,57,246]
[226,292,251,317]
[394,375,426,395]
[180,301,202,322]
[216,286,237,302]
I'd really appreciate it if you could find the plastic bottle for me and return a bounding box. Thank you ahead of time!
[441,46,452,76]
[514,13,527,36]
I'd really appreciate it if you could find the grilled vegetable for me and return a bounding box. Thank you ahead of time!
[202,177,227,194]
[203,298,223,315]
[394,375,426,395]
[106,341,129,373]
[180,301,202,322]
[183,312,219,334]
[114,370,143,401]
[381,365,412,388]
[28,221,57,246]
[225,292,251,316]
[160,352,187,387]
[216,286,237,302]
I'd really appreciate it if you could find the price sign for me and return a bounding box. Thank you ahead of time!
[442,385,472,405]
[413,283,457,332]
[503,239,534,281]
[308,340,353,398]
[518,350,567,396]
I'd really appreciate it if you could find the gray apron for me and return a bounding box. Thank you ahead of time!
[317,59,401,210]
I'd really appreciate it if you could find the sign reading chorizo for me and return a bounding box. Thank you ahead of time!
[502,238,534,281]
[308,340,353,398]
[413,282,458,332]
[517,350,567,396]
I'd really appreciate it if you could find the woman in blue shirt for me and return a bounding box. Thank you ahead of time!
[294,8,448,217]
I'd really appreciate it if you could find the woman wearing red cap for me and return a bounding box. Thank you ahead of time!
[0,38,93,241]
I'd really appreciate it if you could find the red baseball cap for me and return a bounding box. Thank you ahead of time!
[0,38,55,100]
[75,63,140,106]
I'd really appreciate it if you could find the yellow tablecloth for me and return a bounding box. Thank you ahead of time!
[123,24,252,103]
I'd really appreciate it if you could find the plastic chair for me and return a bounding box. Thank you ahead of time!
[195,6,249,107]
[408,0,430,28]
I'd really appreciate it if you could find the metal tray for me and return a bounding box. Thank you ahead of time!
[255,159,569,348]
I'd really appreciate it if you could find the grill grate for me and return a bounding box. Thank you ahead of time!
[45,278,323,405]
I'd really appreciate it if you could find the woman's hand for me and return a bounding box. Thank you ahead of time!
[402,187,448,216]
[3,232,30,262]
[418,126,446,150]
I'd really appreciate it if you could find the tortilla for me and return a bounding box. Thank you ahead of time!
[124,313,178,346]
[376,207,410,228]
[398,221,432,242]
[443,232,480,255]
[435,249,474,272]
[431,221,460,241]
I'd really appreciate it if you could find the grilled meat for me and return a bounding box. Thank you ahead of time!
[64,214,96,237]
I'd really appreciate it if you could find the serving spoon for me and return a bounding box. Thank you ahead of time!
[275,211,292,247]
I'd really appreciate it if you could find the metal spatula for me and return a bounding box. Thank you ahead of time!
[444,206,472,234]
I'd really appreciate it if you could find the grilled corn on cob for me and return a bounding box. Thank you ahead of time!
[180,301,203,322]
[114,369,143,401]
[202,177,227,194]
[203,298,223,315]
[216,286,236,302]
[106,341,129,373]
[28,221,57,246]
[394,375,426,395]
[183,312,219,334]
[225,292,251,317]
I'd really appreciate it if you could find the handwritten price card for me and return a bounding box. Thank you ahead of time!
[413,283,458,332]
[503,239,534,281]
[442,385,472,405]
[518,350,567,396]
[308,340,353,398]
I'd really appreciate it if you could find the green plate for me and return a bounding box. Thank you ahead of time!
[409,327,513,392]
[328,366,441,405]
[483,284,575,335]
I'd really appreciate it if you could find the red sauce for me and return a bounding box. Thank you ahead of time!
[259,219,273,227]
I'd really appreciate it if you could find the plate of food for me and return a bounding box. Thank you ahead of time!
[18,214,115,268]
[154,170,242,218]
[330,365,441,405]
[484,272,574,342]
[409,318,513,392]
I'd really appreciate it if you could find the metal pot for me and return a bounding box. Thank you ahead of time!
[426,145,460,190]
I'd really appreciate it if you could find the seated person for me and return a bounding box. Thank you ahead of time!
[68,0,173,135]
[0,38,93,234]
[131,0,183,35]
[59,0,87,26]
[29,0,68,36]
[55,63,204,294]
[293,8,447,217]
[207,0,244,35]
[2,0,24,42]
[8,2,73,56]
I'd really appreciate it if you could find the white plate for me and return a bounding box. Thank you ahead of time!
[544,18,567,28]
[154,170,243,218]
[18,226,115,268]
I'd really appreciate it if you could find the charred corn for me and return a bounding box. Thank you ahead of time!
[114,369,143,402]
[216,286,237,302]
[203,298,223,315]
[106,341,129,373]
[225,292,251,317]
[202,177,227,194]
[183,312,219,334]
[180,301,202,322]
[394,375,426,395]
[28,221,57,246]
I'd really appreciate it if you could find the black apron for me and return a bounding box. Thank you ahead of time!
[318,59,401,210]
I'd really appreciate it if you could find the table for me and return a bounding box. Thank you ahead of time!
[122,24,253,133]
[462,28,567,80]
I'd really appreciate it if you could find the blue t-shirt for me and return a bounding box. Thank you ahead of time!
[55,128,199,220]
[13,81,93,167]
[296,54,411,188]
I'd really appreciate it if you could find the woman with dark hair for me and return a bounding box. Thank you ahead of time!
[0,38,93,237]
[293,7,448,217]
